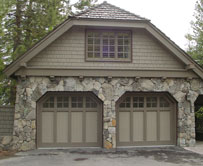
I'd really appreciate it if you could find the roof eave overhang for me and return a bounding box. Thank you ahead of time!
[4,18,203,79]
[69,16,151,22]
[146,22,203,78]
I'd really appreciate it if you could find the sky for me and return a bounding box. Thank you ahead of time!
[71,0,196,50]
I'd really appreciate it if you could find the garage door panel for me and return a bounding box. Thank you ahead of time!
[133,112,144,141]
[42,112,54,143]
[146,112,157,141]
[117,93,175,146]
[38,93,102,148]
[86,112,97,143]
[56,112,68,143]
[71,112,83,143]
[119,112,130,142]
[160,111,171,141]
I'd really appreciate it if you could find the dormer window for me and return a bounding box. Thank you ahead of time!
[86,30,131,61]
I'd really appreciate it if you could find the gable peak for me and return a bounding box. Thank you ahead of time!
[72,1,149,21]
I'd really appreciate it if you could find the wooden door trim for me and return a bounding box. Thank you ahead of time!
[116,92,177,146]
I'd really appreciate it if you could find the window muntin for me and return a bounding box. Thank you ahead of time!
[57,96,69,108]
[71,97,83,108]
[160,97,170,107]
[86,30,131,61]
[86,97,97,108]
[42,94,100,110]
[119,97,131,108]
[146,97,157,108]
[133,97,144,108]
[118,95,172,110]
[43,96,54,108]
[117,32,130,59]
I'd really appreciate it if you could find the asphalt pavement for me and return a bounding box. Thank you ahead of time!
[0,146,203,166]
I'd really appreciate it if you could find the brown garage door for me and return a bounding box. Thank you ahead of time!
[37,92,102,148]
[117,93,176,146]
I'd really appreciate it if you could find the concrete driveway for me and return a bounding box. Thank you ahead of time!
[185,141,203,155]
[0,146,203,166]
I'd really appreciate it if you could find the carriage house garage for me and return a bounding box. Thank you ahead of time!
[3,1,203,151]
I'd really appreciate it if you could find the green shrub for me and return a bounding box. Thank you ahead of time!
[196,107,203,133]
[196,107,203,120]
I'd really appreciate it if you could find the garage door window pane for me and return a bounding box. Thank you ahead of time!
[86,97,97,108]
[119,97,130,108]
[147,97,157,107]
[133,97,144,108]
[43,97,54,108]
[57,97,69,108]
[64,97,69,107]
[57,97,62,108]
[57,103,62,108]
[64,103,69,108]
[72,97,83,108]
[160,97,170,107]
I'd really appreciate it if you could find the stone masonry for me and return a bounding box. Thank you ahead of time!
[3,76,203,151]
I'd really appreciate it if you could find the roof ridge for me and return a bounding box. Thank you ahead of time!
[72,1,103,17]
[103,1,148,20]
[72,1,149,21]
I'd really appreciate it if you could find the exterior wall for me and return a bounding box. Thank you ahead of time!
[27,27,184,70]
[0,106,14,150]
[8,76,203,151]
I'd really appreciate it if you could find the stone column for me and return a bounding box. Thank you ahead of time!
[12,79,37,151]
[101,83,116,149]
[177,92,198,147]
[177,101,191,146]
[185,90,199,146]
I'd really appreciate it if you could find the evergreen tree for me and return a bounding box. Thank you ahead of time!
[0,0,98,105]
[73,0,98,12]
[0,0,17,105]
[186,0,203,66]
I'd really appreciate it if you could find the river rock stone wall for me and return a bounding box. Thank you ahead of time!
[7,77,203,151]
[0,136,13,151]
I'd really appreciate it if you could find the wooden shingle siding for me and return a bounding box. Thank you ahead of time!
[0,106,14,136]
[28,26,184,70]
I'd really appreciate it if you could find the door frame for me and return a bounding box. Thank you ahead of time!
[116,92,177,146]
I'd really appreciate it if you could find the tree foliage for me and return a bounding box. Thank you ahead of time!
[0,0,97,105]
[195,107,203,132]
[73,0,98,12]
[186,0,203,66]
[196,107,203,119]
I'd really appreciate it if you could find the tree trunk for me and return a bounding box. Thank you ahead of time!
[13,0,23,54]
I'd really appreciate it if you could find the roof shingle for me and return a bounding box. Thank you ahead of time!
[73,1,148,21]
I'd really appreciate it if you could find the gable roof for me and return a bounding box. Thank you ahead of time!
[73,1,148,21]
[3,1,203,79]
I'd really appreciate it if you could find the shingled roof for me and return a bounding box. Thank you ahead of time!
[73,1,148,21]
